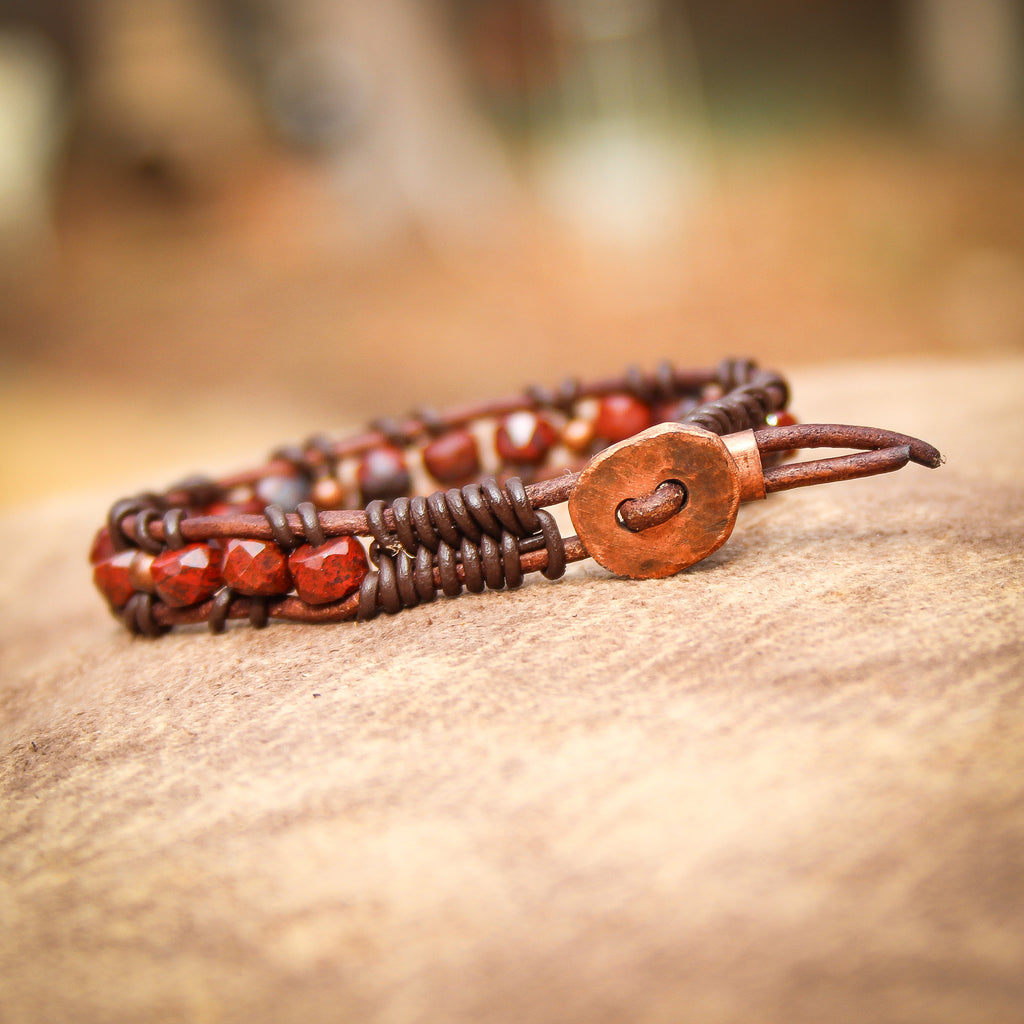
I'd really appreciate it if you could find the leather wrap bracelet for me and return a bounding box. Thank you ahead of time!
[90,359,942,637]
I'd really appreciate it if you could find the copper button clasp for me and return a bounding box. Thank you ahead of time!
[567,423,764,580]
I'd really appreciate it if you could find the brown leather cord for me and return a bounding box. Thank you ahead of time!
[92,361,942,636]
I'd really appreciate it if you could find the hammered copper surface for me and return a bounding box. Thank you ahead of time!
[567,423,741,579]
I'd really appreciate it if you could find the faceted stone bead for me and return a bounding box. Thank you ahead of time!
[89,527,115,565]
[221,538,291,596]
[423,429,480,484]
[288,536,369,605]
[358,445,412,504]
[594,393,654,443]
[152,543,222,607]
[496,412,557,465]
[93,550,137,609]
[255,472,310,512]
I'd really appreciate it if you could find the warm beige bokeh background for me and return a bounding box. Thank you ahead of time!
[0,0,1021,507]
[3,7,1024,1024]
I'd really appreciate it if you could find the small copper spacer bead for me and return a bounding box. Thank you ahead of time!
[312,475,346,509]
[128,551,156,594]
[563,417,595,454]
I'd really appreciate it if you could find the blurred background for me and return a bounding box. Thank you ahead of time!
[0,0,1022,505]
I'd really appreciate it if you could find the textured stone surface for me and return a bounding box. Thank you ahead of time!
[3,359,1023,1024]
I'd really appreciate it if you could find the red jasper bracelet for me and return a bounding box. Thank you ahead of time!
[90,359,942,637]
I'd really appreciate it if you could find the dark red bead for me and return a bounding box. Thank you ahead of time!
[93,550,137,609]
[152,543,222,607]
[594,393,654,443]
[204,500,258,516]
[221,539,291,596]
[765,410,799,459]
[89,527,116,565]
[423,429,480,484]
[288,536,369,605]
[495,412,558,465]
[358,445,412,504]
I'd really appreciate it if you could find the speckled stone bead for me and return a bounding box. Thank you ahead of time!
[288,537,369,605]
[152,543,222,607]
[221,539,291,596]
[594,393,654,443]
[93,550,137,609]
[423,429,480,484]
[89,527,115,565]
[496,412,557,465]
[358,445,412,504]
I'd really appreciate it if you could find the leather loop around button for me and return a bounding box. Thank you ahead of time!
[567,423,741,579]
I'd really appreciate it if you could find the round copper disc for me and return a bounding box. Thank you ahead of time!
[567,423,740,579]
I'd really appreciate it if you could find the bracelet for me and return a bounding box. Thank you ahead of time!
[89,359,942,637]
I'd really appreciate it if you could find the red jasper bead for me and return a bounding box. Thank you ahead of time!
[767,410,798,428]
[423,429,480,484]
[358,445,412,504]
[496,412,558,465]
[288,536,369,605]
[221,538,291,596]
[89,527,116,565]
[204,500,256,517]
[152,543,222,607]
[594,393,654,443]
[93,550,137,609]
